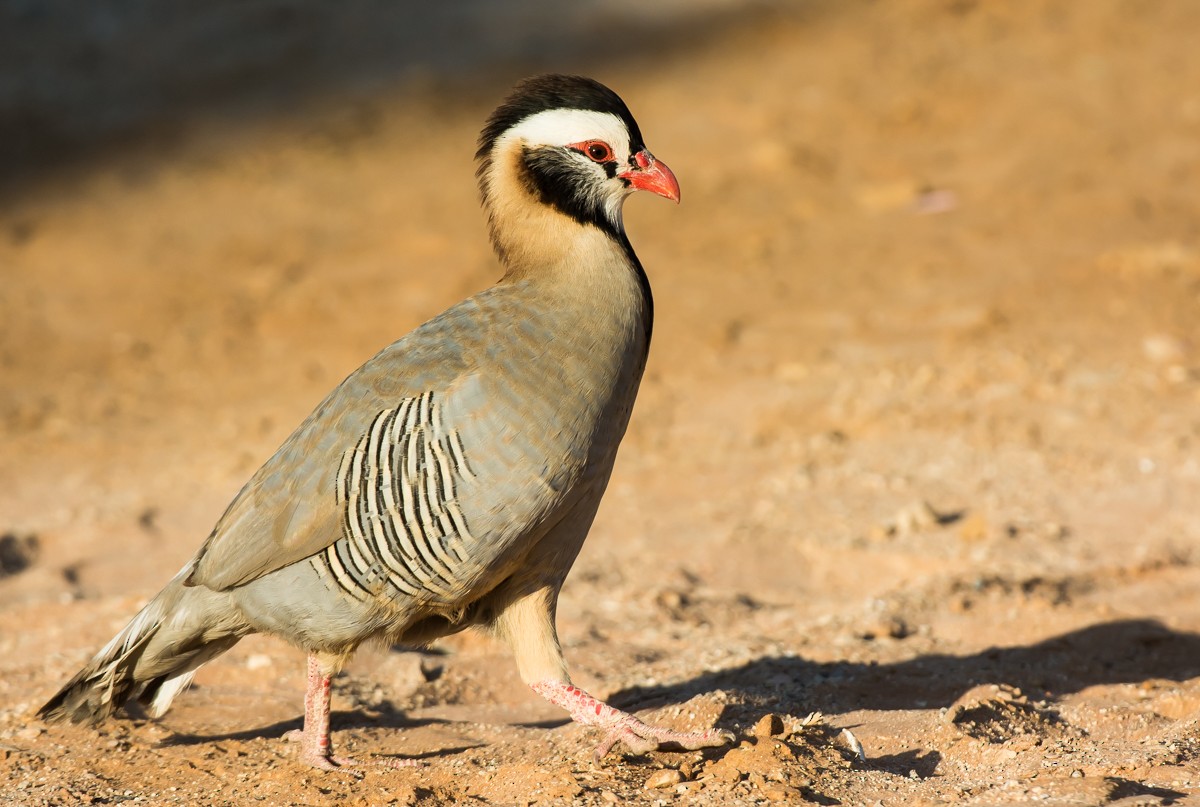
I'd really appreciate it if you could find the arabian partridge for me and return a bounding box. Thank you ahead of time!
[40,74,731,768]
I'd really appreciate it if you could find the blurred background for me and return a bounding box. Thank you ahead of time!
[3,0,1200,803]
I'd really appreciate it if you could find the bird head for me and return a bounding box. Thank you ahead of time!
[476,75,679,261]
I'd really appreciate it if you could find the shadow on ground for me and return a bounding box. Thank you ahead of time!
[158,619,1198,755]
[159,711,481,763]
[0,0,839,192]
[609,619,1200,715]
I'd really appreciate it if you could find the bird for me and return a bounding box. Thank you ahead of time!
[39,74,733,769]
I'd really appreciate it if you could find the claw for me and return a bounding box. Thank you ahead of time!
[593,719,732,761]
[286,729,420,771]
[531,680,734,762]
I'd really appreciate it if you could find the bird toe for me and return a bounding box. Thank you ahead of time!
[594,719,733,760]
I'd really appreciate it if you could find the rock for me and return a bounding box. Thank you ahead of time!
[376,651,430,699]
[1039,522,1069,541]
[1143,333,1188,365]
[838,728,865,762]
[913,187,958,215]
[861,615,911,641]
[245,654,272,670]
[645,769,684,790]
[945,683,1076,743]
[764,784,803,802]
[754,713,785,739]
[897,501,940,535]
[539,771,582,801]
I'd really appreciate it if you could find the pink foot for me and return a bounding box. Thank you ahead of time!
[531,680,734,762]
[284,728,418,771]
[287,654,420,771]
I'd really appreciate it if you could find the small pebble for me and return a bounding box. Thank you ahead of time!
[246,654,273,670]
[893,501,940,536]
[764,785,802,802]
[645,769,684,790]
[913,187,958,215]
[839,728,866,762]
[754,713,784,738]
[1143,334,1187,365]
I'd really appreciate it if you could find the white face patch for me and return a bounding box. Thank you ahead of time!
[483,107,641,234]
[496,108,632,164]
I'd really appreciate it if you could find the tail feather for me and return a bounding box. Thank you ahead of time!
[39,565,247,725]
[137,634,240,717]
[141,670,199,718]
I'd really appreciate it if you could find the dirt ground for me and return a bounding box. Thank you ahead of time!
[3,1,1200,804]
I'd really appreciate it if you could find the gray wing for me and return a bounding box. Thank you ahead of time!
[186,301,479,592]
[187,291,570,595]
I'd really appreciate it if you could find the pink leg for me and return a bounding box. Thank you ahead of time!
[531,680,733,762]
[284,654,418,771]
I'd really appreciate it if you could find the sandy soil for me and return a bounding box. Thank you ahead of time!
[3,1,1200,804]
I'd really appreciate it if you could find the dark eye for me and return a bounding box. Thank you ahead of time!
[583,141,613,162]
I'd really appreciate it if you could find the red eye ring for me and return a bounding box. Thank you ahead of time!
[570,140,614,163]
